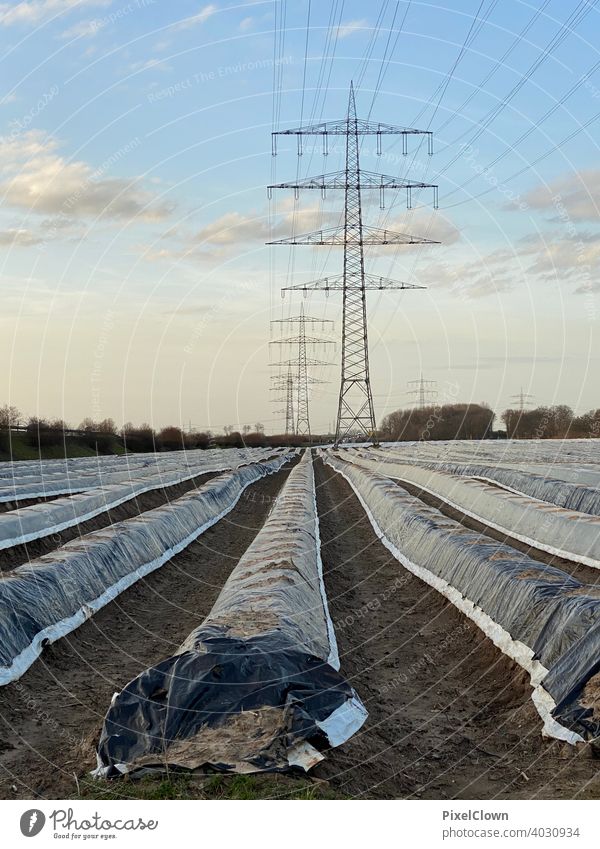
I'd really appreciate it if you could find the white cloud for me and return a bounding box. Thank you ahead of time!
[0,227,43,246]
[239,16,253,31]
[128,57,172,73]
[337,19,368,39]
[0,93,17,105]
[172,3,217,32]
[0,130,173,223]
[522,169,600,222]
[0,0,111,27]
[61,18,103,38]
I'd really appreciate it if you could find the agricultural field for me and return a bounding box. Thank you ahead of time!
[0,441,599,800]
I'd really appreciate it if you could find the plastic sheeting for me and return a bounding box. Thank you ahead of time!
[94,451,367,777]
[321,450,600,743]
[348,450,600,568]
[0,453,295,686]
[0,447,280,504]
[370,447,600,516]
[0,449,279,550]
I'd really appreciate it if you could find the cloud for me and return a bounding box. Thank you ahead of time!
[239,16,252,31]
[386,210,461,246]
[146,200,337,264]
[128,57,172,73]
[172,3,217,32]
[0,93,17,105]
[521,169,600,222]
[0,0,111,27]
[0,228,43,246]
[337,19,368,39]
[61,18,102,38]
[0,130,173,223]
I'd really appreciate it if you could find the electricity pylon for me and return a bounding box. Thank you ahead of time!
[270,305,334,438]
[270,365,295,434]
[407,374,438,409]
[511,387,534,412]
[268,82,439,445]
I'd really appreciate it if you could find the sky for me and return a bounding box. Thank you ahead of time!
[0,0,599,433]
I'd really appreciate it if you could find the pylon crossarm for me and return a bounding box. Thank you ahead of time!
[282,273,425,292]
[267,225,439,246]
[270,336,335,345]
[270,358,331,367]
[268,170,436,190]
[271,120,433,157]
[270,316,334,326]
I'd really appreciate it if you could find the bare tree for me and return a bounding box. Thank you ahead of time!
[0,405,21,428]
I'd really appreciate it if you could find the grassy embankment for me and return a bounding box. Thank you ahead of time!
[0,431,126,462]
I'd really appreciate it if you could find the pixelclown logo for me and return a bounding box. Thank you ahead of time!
[20,809,46,837]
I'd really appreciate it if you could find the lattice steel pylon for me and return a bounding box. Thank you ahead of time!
[268,82,439,445]
[270,365,295,434]
[407,374,438,409]
[510,387,534,413]
[270,305,334,438]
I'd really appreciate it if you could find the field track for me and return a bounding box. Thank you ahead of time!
[0,452,599,799]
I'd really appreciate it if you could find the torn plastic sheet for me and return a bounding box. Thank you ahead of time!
[0,447,279,504]
[94,450,367,777]
[0,453,295,686]
[0,448,280,550]
[321,450,600,743]
[348,450,600,568]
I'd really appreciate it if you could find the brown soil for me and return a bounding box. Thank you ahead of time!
[312,459,600,800]
[1,455,599,801]
[0,465,292,800]
[0,470,222,572]
[0,493,64,513]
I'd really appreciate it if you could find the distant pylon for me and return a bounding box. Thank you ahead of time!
[269,82,438,445]
[270,305,334,438]
[407,374,438,409]
[510,387,534,413]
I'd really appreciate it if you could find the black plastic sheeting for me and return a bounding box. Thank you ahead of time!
[96,632,360,776]
[323,451,600,742]
[94,451,366,776]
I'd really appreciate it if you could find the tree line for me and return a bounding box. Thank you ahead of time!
[380,403,600,441]
[0,406,296,454]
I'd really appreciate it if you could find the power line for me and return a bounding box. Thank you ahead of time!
[269,83,437,444]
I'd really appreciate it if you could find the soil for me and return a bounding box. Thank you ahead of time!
[0,455,599,800]
[312,459,600,800]
[0,465,292,800]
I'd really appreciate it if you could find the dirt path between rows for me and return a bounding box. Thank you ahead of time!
[0,465,292,800]
[313,459,600,800]
[0,469,222,572]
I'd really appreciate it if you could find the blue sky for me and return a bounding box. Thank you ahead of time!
[0,0,599,431]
